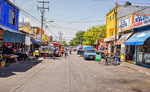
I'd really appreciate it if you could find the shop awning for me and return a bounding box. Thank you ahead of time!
[31,39,41,45]
[104,36,115,42]
[116,33,133,45]
[0,24,23,34]
[125,31,150,45]
[3,30,25,43]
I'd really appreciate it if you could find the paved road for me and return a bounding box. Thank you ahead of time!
[0,53,150,92]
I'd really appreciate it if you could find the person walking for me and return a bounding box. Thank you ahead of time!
[105,48,109,65]
[53,47,56,60]
[61,47,64,57]
[64,48,68,58]
[69,47,72,55]
[34,48,40,62]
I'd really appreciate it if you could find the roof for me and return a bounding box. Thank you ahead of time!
[7,0,20,10]
[106,5,147,16]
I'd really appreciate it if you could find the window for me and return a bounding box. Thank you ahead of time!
[9,8,16,25]
[110,16,111,21]
[0,1,1,20]
[112,14,114,19]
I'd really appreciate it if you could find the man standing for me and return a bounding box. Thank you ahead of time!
[34,48,40,62]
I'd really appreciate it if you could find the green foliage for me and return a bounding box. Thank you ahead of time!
[69,25,106,46]
[69,31,85,46]
[61,41,68,46]
[83,25,106,45]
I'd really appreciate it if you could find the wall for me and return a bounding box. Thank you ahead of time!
[106,6,118,38]
[106,5,150,39]
[19,22,34,34]
[0,0,19,31]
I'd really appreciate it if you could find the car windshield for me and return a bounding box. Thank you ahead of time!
[85,50,95,53]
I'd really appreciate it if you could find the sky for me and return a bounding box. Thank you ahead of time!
[10,0,150,43]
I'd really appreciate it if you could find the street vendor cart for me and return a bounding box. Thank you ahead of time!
[40,46,53,59]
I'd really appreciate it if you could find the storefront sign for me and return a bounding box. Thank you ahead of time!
[133,14,150,28]
[119,15,132,32]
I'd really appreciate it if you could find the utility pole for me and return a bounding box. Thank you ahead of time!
[58,31,63,43]
[114,5,118,53]
[37,0,49,42]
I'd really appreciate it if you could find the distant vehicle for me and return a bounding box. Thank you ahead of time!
[72,47,77,51]
[77,48,83,54]
[83,49,96,60]
[80,46,94,57]
[55,48,61,57]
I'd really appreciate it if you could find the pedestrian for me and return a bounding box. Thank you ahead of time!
[61,47,64,57]
[53,47,56,60]
[105,48,109,64]
[69,47,72,55]
[64,48,68,58]
[34,48,40,62]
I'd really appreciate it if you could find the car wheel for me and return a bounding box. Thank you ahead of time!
[84,57,87,60]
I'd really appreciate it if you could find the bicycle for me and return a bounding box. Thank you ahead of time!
[101,55,120,65]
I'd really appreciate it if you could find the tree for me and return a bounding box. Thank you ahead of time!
[75,31,85,45]
[61,41,68,46]
[69,31,85,46]
[83,25,106,45]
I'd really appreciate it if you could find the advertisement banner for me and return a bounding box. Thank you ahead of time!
[119,15,132,32]
[133,14,150,28]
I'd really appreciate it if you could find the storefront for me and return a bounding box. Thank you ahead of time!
[104,36,115,54]
[125,30,150,67]
[97,40,108,53]
[116,14,134,62]
[125,13,150,68]
[116,33,133,62]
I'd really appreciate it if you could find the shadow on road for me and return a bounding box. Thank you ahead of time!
[0,60,43,78]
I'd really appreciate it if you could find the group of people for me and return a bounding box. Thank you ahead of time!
[60,47,72,58]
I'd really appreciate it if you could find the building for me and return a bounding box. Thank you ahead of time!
[105,1,150,54]
[124,13,150,68]
[19,22,34,35]
[0,0,25,43]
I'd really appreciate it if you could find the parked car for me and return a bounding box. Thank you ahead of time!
[77,48,83,54]
[83,49,96,60]
[80,46,94,57]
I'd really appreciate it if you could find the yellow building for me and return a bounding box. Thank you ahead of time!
[106,6,118,38]
[19,22,34,35]
[42,34,49,44]
[105,2,150,54]
[105,6,118,54]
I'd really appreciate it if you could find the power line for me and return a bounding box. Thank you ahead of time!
[14,2,58,38]
[37,0,50,42]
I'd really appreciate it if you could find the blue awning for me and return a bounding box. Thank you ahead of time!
[31,39,41,45]
[125,31,150,45]
[84,47,94,50]
[3,30,25,43]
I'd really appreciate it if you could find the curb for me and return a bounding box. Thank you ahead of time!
[121,62,150,76]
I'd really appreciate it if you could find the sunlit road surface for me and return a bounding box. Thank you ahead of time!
[0,52,150,92]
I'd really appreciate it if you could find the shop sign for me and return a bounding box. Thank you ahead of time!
[119,15,132,32]
[133,14,150,28]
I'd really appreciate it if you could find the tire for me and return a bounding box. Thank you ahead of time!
[84,57,87,60]
[101,59,106,65]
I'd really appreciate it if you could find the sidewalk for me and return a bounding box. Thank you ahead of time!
[121,62,150,76]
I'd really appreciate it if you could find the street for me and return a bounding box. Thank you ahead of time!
[0,53,150,92]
